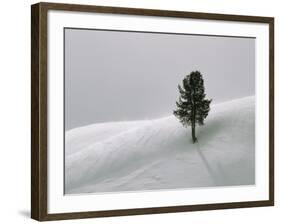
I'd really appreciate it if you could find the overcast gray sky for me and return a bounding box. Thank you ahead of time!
[65,28,255,130]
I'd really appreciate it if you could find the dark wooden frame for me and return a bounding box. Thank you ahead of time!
[31,2,274,221]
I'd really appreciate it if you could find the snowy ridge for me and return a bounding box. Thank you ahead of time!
[65,96,255,194]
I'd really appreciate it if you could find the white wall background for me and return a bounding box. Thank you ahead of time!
[0,0,279,223]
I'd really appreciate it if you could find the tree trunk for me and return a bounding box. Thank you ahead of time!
[191,88,197,143]
[191,99,197,143]
[191,122,197,143]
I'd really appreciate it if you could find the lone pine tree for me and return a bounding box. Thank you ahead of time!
[173,71,211,143]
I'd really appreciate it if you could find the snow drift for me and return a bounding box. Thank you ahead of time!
[65,96,255,194]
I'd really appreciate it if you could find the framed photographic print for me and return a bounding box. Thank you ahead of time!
[31,2,274,221]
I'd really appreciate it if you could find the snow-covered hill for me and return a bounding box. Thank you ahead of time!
[65,96,255,194]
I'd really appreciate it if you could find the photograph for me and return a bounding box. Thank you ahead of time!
[31,3,274,220]
[64,28,255,195]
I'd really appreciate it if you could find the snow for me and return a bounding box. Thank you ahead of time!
[65,96,255,194]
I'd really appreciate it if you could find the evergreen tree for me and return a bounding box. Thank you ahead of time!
[173,71,211,143]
